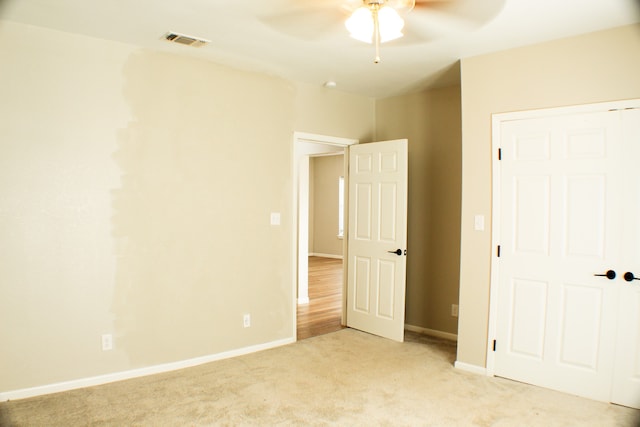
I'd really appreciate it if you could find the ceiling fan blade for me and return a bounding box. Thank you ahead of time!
[341,0,365,13]
[388,13,450,44]
[385,0,416,13]
[413,0,506,29]
[260,5,349,40]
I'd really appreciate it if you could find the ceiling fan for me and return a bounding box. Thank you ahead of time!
[262,0,505,63]
[344,0,414,63]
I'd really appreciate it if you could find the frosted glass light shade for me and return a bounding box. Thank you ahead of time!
[345,5,404,44]
[378,6,404,42]
[345,7,374,43]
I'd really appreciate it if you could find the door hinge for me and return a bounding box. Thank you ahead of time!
[498,148,502,160]
[493,340,497,352]
[497,245,501,257]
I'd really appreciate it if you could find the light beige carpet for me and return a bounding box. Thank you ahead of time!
[1,329,638,426]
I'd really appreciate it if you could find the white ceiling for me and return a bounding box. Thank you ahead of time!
[1,0,638,98]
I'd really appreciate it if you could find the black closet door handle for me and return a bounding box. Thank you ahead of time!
[594,270,616,280]
[623,272,640,282]
[387,249,402,256]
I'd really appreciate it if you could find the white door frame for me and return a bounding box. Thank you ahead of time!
[486,98,640,376]
[291,132,358,339]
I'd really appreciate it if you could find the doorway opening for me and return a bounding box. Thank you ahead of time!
[292,132,358,341]
[298,152,345,340]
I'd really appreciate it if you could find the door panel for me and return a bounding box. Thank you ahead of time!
[508,278,547,359]
[347,139,408,342]
[377,260,396,318]
[379,183,397,241]
[558,283,603,370]
[355,183,372,239]
[354,256,371,312]
[513,175,550,254]
[564,175,606,258]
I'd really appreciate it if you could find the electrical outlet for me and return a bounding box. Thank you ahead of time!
[243,314,251,328]
[451,304,459,318]
[101,334,113,351]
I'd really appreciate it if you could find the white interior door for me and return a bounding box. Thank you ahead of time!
[493,105,640,408]
[346,139,408,342]
[611,108,640,409]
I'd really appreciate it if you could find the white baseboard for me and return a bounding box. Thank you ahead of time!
[404,324,458,342]
[297,297,310,304]
[454,361,487,376]
[309,253,343,260]
[0,336,295,402]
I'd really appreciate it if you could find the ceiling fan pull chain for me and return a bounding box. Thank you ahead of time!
[372,4,381,63]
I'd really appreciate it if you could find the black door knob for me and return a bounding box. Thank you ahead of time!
[623,272,640,282]
[594,270,616,280]
[387,249,402,256]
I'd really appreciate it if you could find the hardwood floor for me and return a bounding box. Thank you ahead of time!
[297,256,345,340]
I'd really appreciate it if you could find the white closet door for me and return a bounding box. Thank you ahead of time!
[611,109,640,409]
[494,110,625,402]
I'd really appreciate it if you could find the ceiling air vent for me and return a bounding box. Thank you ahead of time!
[164,32,209,48]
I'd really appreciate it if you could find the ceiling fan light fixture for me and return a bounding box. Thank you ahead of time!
[345,7,374,43]
[345,5,404,44]
[377,6,404,42]
[345,1,406,63]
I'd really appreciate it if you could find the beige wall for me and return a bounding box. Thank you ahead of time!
[0,21,375,393]
[458,24,640,368]
[310,155,344,257]
[294,83,375,142]
[376,86,462,335]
